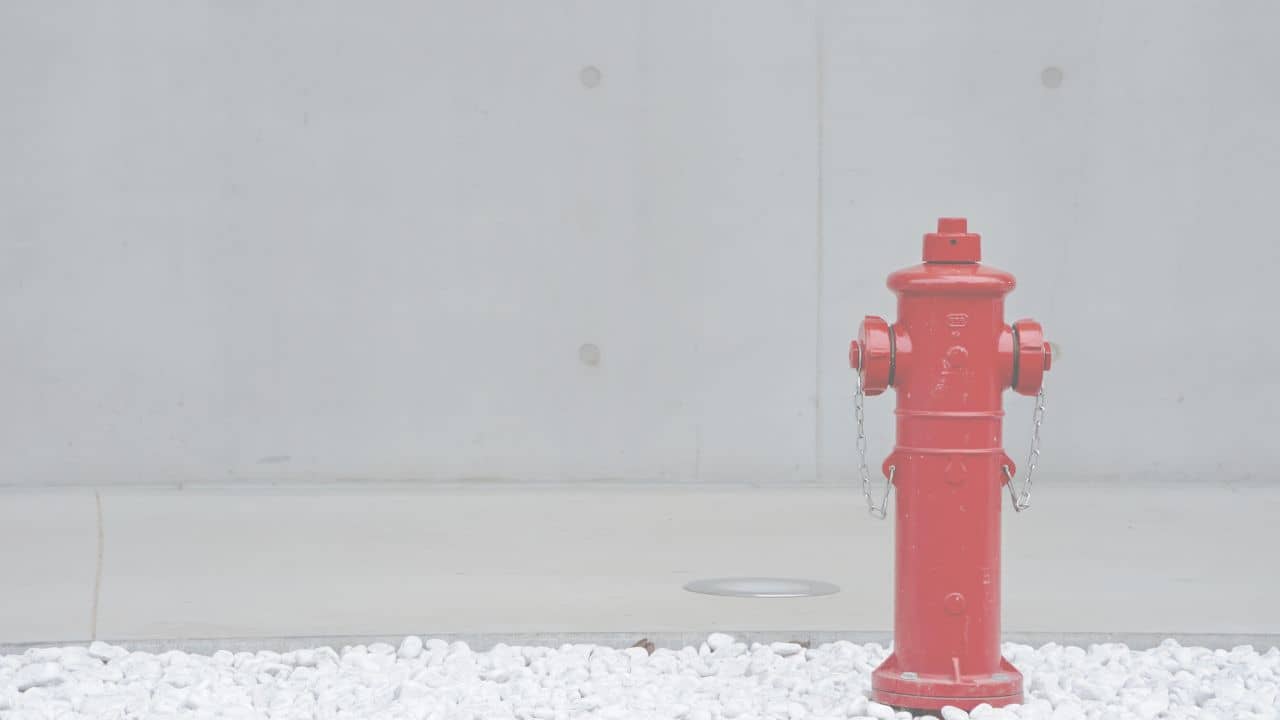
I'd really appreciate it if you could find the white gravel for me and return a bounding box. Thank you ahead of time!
[1,636,1276,720]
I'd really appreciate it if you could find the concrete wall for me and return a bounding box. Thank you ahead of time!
[4,1,1280,489]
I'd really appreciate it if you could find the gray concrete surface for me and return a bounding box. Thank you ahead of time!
[3,1,1279,649]
[2,484,1276,648]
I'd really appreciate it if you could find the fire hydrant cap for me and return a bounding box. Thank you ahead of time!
[923,217,981,263]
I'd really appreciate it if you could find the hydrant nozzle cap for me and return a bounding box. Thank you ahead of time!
[923,217,981,263]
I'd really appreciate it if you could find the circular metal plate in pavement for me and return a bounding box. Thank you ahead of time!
[682,577,841,598]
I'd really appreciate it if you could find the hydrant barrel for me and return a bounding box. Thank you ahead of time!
[856,218,1051,712]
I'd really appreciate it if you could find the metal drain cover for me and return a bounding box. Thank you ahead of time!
[683,577,840,598]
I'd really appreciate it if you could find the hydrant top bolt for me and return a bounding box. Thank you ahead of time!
[923,216,982,264]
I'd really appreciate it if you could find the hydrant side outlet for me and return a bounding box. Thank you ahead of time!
[855,218,1051,712]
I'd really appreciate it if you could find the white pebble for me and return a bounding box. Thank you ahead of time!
[771,642,804,657]
[398,636,424,659]
[867,700,896,719]
[941,707,969,720]
[1049,704,1083,720]
[87,641,127,662]
[706,633,735,651]
[14,662,64,691]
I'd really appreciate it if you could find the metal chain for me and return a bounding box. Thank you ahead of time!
[1003,384,1047,512]
[854,368,894,519]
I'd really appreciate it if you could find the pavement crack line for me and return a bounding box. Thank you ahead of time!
[90,489,104,641]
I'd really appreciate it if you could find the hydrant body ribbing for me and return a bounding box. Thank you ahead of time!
[850,218,1051,712]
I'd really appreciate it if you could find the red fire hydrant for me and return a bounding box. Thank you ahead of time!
[849,218,1051,712]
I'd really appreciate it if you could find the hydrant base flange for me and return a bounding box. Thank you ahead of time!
[872,655,1023,712]
[873,691,1023,714]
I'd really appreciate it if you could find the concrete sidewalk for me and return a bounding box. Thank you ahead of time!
[2,483,1277,650]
